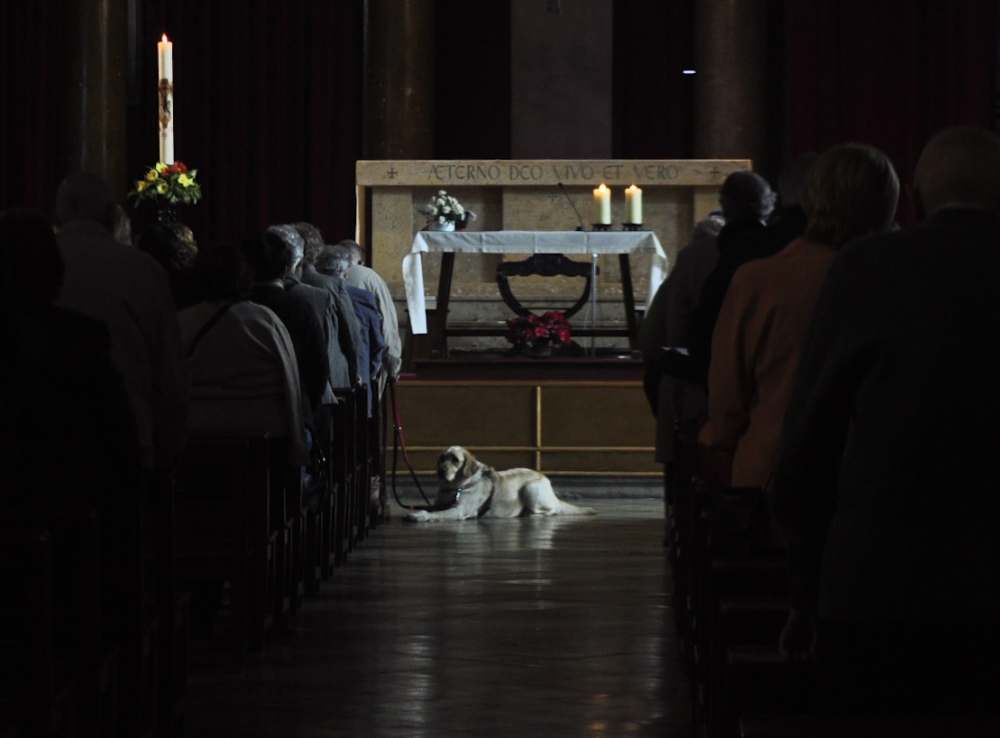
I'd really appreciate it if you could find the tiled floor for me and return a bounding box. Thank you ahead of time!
[184,494,691,737]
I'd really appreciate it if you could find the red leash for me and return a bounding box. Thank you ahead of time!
[388,377,435,510]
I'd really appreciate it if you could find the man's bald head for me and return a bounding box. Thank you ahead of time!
[55,172,117,229]
[913,127,1000,219]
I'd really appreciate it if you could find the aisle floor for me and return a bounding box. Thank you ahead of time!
[184,495,691,737]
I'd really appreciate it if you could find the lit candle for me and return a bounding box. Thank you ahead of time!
[157,34,174,165]
[625,184,643,224]
[593,183,611,225]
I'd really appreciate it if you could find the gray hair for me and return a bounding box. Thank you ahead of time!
[266,224,305,270]
[690,211,725,243]
[55,171,117,228]
[315,244,353,278]
[293,222,325,266]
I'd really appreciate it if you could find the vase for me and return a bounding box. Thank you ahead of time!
[429,220,455,232]
[157,205,178,226]
[528,339,553,359]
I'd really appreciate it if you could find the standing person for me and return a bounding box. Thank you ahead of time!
[707,144,899,530]
[640,212,725,447]
[55,171,188,472]
[680,170,776,388]
[773,127,1000,716]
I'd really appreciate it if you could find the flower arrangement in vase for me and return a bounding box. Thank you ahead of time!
[129,162,202,225]
[419,190,476,231]
[505,311,572,357]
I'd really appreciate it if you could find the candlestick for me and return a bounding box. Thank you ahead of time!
[625,184,642,224]
[593,183,611,225]
[157,34,174,165]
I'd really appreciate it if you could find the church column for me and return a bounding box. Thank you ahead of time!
[693,0,765,169]
[58,0,129,200]
[365,0,436,159]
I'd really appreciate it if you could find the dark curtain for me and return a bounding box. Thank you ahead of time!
[434,0,511,159]
[0,0,61,213]
[786,0,996,225]
[131,0,364,245]
[612,0,695,159]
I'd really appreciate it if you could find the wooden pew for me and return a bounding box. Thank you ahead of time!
[0,525,75,737]
[740,712,1000,738]
[175,437,279,662]
[354,384,372,543]
[331,388,359,563]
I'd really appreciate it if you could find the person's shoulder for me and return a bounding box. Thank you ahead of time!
[351,264,388,287]
[346,283,376,303]
[31,306,116,378]
[286,278,328,304]
[301,265,334,289]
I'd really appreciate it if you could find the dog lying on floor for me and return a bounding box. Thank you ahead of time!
[403,446,597,522]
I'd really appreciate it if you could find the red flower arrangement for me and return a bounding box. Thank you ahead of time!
[505,311,572,349]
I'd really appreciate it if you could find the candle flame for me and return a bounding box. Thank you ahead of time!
[598,184,609,192]
[162,34,170,43]
[628,184,639,192]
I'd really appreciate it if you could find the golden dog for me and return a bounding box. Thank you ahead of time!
[403,446,597,522]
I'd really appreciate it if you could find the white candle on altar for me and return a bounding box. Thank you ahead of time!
[625,184,643,224]
[593,183,611,225]
[157,34,175,165]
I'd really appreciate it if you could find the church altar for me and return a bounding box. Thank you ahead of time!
[402,229,668,335]
[355,159,750,343]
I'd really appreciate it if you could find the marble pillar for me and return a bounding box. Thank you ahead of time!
[510,0,613,159]
[365,0,436,159]
[694,0,765,169]
[59,0,129,200]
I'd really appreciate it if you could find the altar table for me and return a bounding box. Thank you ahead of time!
[401,230,669,356]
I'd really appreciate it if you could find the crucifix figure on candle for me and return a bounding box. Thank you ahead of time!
[158,34,174,165]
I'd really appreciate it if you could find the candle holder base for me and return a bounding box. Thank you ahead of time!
[623,223,644,231]
[591,223,612,232]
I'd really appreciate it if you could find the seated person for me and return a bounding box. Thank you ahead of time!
[706,144,899,540]
[0,209,143,647]
[136,221,201,310]
[339,239,401,390]
[294,221,363,390]
[178,243,308,466]
[316,244,385,418]
[244,230,330,426]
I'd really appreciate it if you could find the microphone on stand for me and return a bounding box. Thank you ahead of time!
[558,182,586,231]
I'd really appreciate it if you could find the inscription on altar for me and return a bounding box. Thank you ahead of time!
[423,162,692,183]
[357,159,747,188]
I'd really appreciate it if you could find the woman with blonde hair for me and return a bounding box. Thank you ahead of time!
[705,144,899,541]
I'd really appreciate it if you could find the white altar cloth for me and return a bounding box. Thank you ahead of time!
[401,230,669,334]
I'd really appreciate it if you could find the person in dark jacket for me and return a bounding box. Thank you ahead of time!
[293,221,363,390]
[244,230,329,424]
[316,244,385,418]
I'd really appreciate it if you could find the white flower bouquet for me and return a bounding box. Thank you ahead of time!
[418,190,476,229]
